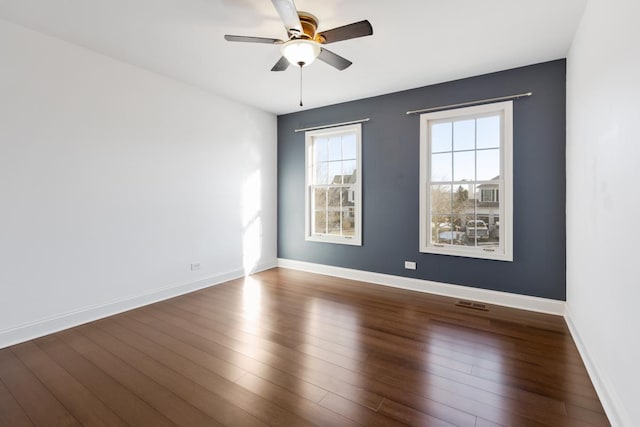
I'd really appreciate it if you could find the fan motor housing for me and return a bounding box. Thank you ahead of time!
[297,12,322,42]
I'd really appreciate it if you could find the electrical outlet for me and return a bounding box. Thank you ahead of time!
[404,261,416,270]
[190,263,201,271]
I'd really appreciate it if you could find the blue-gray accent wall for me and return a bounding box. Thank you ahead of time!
[277,60,566,300]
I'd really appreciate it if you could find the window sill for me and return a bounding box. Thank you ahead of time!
[306,235,362,246]
[420,245,512,262]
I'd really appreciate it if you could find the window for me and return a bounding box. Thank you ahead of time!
[305,123,362,245]
[419,101,513,261]
[480,188,499,202]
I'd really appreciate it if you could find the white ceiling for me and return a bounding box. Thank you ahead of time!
[0,0,587,115]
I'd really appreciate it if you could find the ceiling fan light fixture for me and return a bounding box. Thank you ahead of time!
[281,39,321,67]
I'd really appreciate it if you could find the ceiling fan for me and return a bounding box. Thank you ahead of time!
[224,0,373,73]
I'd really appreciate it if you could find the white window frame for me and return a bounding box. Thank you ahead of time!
[305,123,362,246]
[419,101,513,261]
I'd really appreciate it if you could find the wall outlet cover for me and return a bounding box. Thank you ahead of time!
[404,261,416,270]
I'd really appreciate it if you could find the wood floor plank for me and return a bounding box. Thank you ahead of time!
[76,324,299,427]
[0,268,610,426]
[119,310,330,403]
[318,392,406,427]
[103,315,247,383]
[565,402,612,427]
[377,398,459,427]
[140,301,387,411]
[235,372,359,427]
[167,273,608,425]
[0,378,34,427]
[0,348,80,427]
[364,353,569,422]
[475,417,505,427]
[58,329,226,427]
[11,341,127,427]
[153,291,536,425]
[35,335,178,427]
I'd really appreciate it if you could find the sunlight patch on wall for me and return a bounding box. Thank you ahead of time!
[242,169,263,274]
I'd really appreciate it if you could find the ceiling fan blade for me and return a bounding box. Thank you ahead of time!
[224,35,283,44]
[318,48,352,71]
[271,56,290,72]
[317,20,373,44]
[271,0,302,35]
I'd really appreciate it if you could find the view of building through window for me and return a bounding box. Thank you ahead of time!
[430,181,500,247]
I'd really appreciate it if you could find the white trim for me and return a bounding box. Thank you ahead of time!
[277,258,564,315]
[0,261,276,349]
[565,306,627,427]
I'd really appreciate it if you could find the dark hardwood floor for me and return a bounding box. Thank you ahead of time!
[0,268,609,426]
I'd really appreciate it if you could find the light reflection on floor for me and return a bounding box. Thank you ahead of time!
[299,296,365,383]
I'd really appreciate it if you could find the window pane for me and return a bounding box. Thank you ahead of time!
[454,183,475,237]
[477,149,500,181]
[485,197,500,247]
[328,161,342,184]
[326,187,342,235]
[326,212,341,235]
[327,187,341,209]
[342,187,355,208]
[466,216,487,247]
[431,153,452,181]
[342,160,356,183]
[431,184,452,215]
[314,210,326,234]
[315,162,328,184]
[342,135,357,160]
[314,137,328,162]
[453,119,475,151]
[328,136,342,161]
[341,210,354,236]
[432,215,453,245]
[431,215,453,244]
[341,191,355,236]
[453,151,475,181]
[431,122,452,153]
[312,188,327,211]
[453,184,473,235]
[477,115,500,149]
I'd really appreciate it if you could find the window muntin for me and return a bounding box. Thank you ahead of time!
[420,101,513,261]
[305,124,362,245]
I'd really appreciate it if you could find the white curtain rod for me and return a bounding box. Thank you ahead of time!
[294,118,370,133]
[405,92,533,115]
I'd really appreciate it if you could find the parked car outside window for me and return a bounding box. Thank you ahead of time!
[466,220,489,241]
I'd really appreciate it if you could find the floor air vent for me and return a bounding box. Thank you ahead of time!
[456,300,489,311]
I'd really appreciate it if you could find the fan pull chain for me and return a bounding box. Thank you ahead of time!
[298,62,304,107]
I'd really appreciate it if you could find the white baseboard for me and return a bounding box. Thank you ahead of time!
[277,258,565,315]
[565,306,626,427]
[0,261,276,349]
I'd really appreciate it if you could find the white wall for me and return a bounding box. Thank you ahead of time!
[0,19,277,348]
[566,0,640,425]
